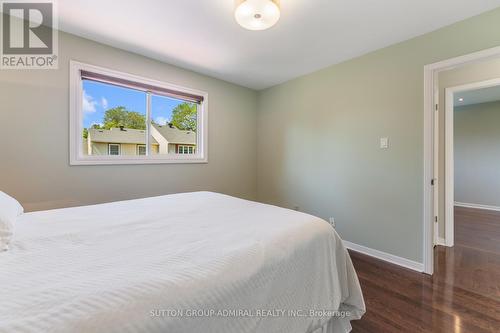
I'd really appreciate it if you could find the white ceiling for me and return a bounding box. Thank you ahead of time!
[58,0,500,90]
[455,85,500,106]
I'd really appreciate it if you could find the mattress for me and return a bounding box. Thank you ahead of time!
[0,192,365,333]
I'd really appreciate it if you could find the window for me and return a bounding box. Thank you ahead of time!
[70,61,208,165]
[137,145,146,155]
[177,145,195,154]
[108,144,121,155]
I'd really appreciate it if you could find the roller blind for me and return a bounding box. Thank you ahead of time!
[80,70,204,104]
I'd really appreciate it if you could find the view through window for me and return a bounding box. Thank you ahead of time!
[83,80,147,156]
[73,63,206,165]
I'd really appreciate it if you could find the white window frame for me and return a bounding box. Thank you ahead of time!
[177,145,195,155]
[108,143,121,155]
[70,61,208,165]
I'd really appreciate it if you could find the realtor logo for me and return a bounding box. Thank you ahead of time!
[1,0,58,69]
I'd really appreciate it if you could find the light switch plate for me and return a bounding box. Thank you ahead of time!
[380,137,389,149]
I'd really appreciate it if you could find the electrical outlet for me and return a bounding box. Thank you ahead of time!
[329,217,336,228]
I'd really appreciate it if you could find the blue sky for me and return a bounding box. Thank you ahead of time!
[83,80,184,128]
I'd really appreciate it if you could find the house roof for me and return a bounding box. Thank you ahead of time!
[88,125,196,145]
[152,123,196,145]
[88,127,158,145]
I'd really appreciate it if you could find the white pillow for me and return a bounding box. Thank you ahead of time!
[0,191,24,251]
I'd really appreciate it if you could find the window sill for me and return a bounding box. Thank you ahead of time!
[70,156,208,166]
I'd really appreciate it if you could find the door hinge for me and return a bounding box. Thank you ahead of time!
[431,178,435,186]
[435,216,438,223]
[435,104,438,111]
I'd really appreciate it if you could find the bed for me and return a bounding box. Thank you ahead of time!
[0,191,365,333]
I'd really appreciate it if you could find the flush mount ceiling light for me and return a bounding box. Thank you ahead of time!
[235,0,280,31]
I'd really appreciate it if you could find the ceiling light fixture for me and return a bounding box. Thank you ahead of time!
[235,0,280,31]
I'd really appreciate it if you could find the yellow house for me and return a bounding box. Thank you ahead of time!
[86,124,196,156]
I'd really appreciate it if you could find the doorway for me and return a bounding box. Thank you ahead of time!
[443,79,500,247]
[423,46,500,275]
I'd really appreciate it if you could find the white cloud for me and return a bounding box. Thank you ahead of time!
[154,116,169,126]
[83,91,97,113]
[101,97,108,110]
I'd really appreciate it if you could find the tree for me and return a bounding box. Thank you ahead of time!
[103,106,146,130]
[171,103,197,132]
[82,107,146,138]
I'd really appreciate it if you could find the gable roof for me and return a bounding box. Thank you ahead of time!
[152,123,196,145]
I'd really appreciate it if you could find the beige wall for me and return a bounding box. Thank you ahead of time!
[91,143,192,155]
[168,144,176,154]
[120,144,138,156]
[455,101,500,207]
[437,57,500,237]
[90,143,160,155]
[257,8,500,262]
[91,142,109,155]
[0,31,257,211]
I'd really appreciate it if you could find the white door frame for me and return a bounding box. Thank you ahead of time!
[423,46,500,275]
[433,86,440,247]
[444,78,500,247]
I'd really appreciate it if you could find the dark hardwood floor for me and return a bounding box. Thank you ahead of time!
[349,206,500,333]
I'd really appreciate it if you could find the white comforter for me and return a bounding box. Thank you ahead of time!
[0,192,365,333]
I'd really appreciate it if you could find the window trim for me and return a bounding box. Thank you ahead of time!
[108,143,121,155]
[177,145,195,154]
[69,61,208,165]
[137,144,146,155]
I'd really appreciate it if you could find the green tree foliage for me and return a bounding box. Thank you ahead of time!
[171,103,197,132]
[82,107,146,138]
[103,106,146,130]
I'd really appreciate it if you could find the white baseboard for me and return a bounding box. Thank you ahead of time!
[343,240,424,273]
[436,237,446,246]
[454,201,500,212]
